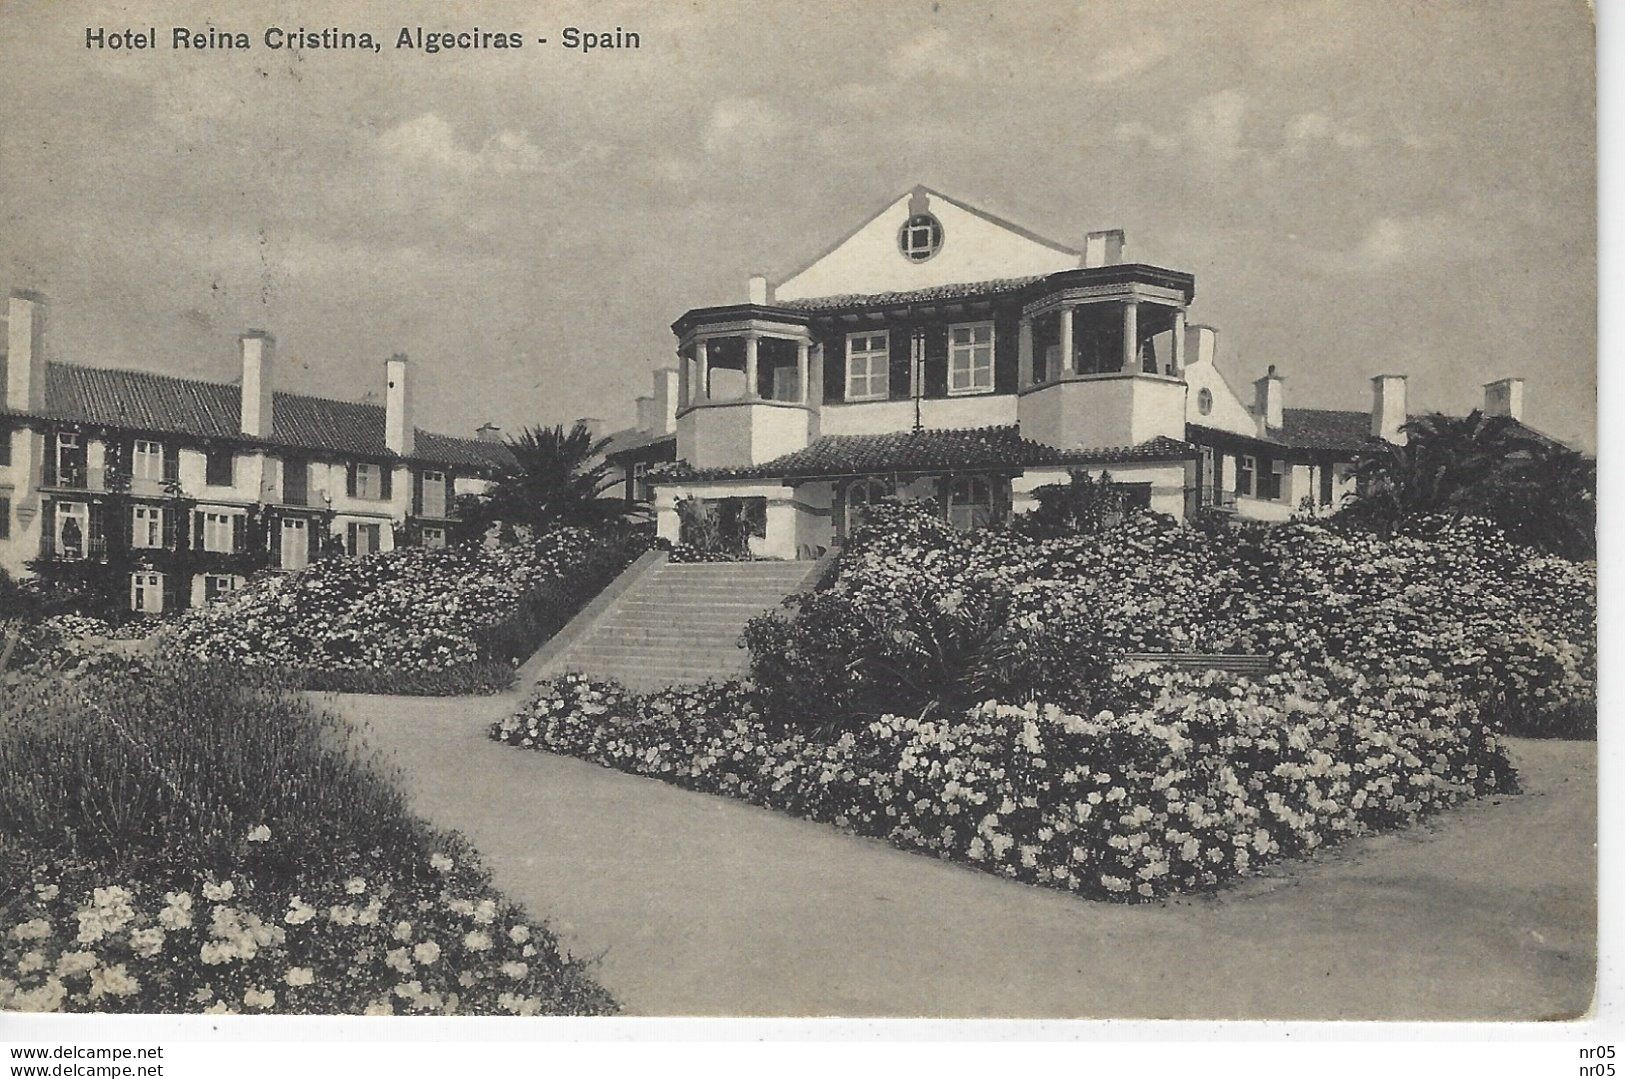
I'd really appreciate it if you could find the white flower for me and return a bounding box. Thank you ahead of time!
[129,927,166,958]
[284,967,315,987]
[392,920,414,943]
[499,961,528,980]
[89,963,140,1000]
[10,919,51,942]
[413,941,442,965]
[202,880,236,902]
[507,925,531,944]
[429,853,454,874]
[462,930,492,952]
[243,986,276,1009]
[344,877,367,896]
[284,897,317,926]
[55,950,98,976]
[247,825,272,843]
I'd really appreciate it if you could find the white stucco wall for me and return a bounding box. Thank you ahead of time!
[1019,374,1187,449]
[1183,356,1259,436]
[817,394,1018,437]
[775,189,1080,302]
[678,401,812,469]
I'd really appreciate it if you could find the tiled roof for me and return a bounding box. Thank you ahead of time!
[2,362,513,470]
[1277,408,1374,451]
[652,425,1194,483]
[601,426,676,461]
[773,276,1045,313]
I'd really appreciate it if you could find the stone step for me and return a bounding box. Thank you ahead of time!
[569,642,747,662]
[583,628,744,648]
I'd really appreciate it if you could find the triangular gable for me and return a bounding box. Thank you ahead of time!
[774,186,1083,302]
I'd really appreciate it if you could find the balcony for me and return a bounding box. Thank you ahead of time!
[42,466,176,497]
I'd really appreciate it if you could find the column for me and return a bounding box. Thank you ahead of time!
[677,348,690,408]
[696,338,710,402]
[744,334,759,400]
[796,339,810,404]
[1170,309,1187,375]
[1057,305,1074,376]
[1017,316,1034,386]
[1122,301,1139,372]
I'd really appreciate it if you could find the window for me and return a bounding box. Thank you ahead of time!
[420,526,447,550]
[0,495,9,540]
[631,461,652,502]
[203,574,239,603]
[948,322,995,395]
[1197,388,1214,416]
[204,447,235,487]
[845,332,890,401]
[199,510,236,553]
[421,470,447,516]
[55,432,85,488]
[1236,455,1256,497]
[281,518,309,571]
[130,572,164,614]
[130,505,163,549]
[352,462,384,500]
[844,476,891,535]
[898,212,943,262]
[55,502,88,560]
[0,425,11,467]
[1263,459,1286,501]
[347,521,382,557]
[946,475,996,531]
[1319,464,1335,506]
[132,440,163,481]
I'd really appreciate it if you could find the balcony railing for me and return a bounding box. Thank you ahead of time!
[43,467,177,497]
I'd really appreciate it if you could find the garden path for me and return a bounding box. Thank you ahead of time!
[324,690,1596,1020]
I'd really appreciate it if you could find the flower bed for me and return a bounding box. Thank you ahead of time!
[0,661,615,1014]
[162,528,646,695]
[493,665,1513,901]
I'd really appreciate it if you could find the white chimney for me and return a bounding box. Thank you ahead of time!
[651,367,678,435]
[1371,374,1408,444]
[1483,377,1525,422]
[635,395,656,433]
[384,353,413,455]
[5,290,47,412]
[574,416,603,443]
[1253,364,1285,431]
[239,330,275,438]
[1082,230,1127,268]
[476,422,503,443]
[1184,324,1218,367]
[747,274,773,305]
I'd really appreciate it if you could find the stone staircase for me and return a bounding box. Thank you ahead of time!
[529,556,822,692]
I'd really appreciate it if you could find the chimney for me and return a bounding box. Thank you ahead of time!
[1483,377,1525,422]
[1253,364,1285,431]
[1184,324,1218,367]
[384,353,413,455]
[476,422,503,443]
[239,330,275,438]
[1371,374,1408,444]
[1082,230,1127,268]
[635,395,656,433]
[747,274,773,305]
[574,416,603,443]
[651,367,678,435]
[5,290,47,412]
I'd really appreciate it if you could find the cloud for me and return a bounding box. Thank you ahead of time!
[1309,213,1491,273]
[1285,111,1372,152]
[702,98,788,156]
[1088,36,1171,83]
[890,28,957,79]
[1111,90,1249,163]
[376,113,546,176]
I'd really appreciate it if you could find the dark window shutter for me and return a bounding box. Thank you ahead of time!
[346,522,358,555]
[888,326,911,401]
[161,572,182,612]
[412,470,424,515]
[42,437,56,487]
[88,503,106,557]
[0,424,10,468]
[444,474,455,516]
[41,501,56,557]
[380,465,393,501]
[924,326,948,398]
[994,314,1019,395]
[231,515,245,552]
[345,463,358,498]
[162,443,179,483]
[192,511,204,552]
[823,336,845,403]
[162,507,179,551]
[309,519,322,561]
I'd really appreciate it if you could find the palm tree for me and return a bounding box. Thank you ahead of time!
[1344,410,1593,558]
[460,422,631,538]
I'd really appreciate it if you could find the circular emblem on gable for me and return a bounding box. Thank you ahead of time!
[898,212,943,262]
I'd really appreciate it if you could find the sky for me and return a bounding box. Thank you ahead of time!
[0,0,1597,448]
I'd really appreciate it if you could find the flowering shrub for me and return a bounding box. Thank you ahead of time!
[162,528,646,693]
[493,666,1514,901]
[745,505,1595,736]
[0,846,613,1015]
[0,662,615,1014]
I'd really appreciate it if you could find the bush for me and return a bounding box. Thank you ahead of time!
[493,665,1514,902]
[296,662,517,697]
[162,528,647,694]
[0,662,616,1015]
